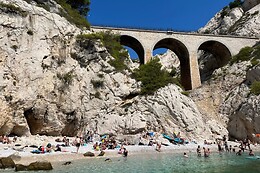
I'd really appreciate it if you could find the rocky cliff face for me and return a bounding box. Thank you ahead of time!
[199,4,260,37]
[0,0,220,141]
[195,4,260,143]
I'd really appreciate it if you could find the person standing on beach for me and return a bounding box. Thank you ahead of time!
[203,147,210,157]
[217,141,222,153]
[197,145,201,156]
[156,142,162,152]
[123,148,128,157]
[75,136,81,153]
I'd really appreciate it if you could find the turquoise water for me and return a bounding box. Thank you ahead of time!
[3,152,260,173]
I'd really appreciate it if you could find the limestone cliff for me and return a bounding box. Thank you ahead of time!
[199,4,260,37]
[0,0,220,142]
[195,3,260,143]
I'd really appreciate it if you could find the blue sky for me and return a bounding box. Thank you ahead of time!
[88,0,232,31]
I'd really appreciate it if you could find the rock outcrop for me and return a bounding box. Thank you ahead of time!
[199,4,260,37]
[195,3,260,142]
[0,157,15,169]
[0,0,81,136]
[1,0,258,143]
[15,161,53,171]
[83,151,95,157]
[0,0,219,141]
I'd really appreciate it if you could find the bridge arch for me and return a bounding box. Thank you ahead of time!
[198,40,232,82]
[153,38,192,90]
[120,35,145,64]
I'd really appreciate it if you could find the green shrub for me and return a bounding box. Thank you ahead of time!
[11,45,18,51]
[97,73,104,78]
[203,29,210,34]
[229,0,242,9]
[99,31,129,72]
[230,46,253,65]
[56,57,66,66]
[66,0,90,16]
[172,77,182,88]
[94,91,101,99]
[76,33,103,40]
[55,0,90,29]
[27,29,33,35]
[220,11,228,18]
[250,58,259,66]
[250,81,260,95]
[57,71,75,86]
[169,67,177,77]
[0,2,28,17]
[181,91,189,96]
[77,31,129,72]
[91,80,104,89]
[253,45,260,59]
[133,57,178,95]
[220,6,229,18]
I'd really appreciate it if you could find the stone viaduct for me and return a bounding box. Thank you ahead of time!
[91,26,259,90]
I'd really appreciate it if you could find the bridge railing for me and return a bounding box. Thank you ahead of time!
[90,23,194,33]
[91,25,259,40]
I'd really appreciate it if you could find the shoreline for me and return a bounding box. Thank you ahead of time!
[1,136,260,168]
[2,143,260,166]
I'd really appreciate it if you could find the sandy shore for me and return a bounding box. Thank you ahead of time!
[1,135,260,167]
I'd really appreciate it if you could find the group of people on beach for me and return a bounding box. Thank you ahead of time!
[195,145,210,157]
[0,135,17,144]
[57,132,129,156]
[196,135,256,158]
[0,131,258,160]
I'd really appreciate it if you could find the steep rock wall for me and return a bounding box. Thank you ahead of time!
[0,0,219,141]
[196,4,260,142]
[199,4,260,37]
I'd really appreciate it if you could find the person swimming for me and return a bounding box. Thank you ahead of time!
[236,150,242,156]
[249,149,255,156]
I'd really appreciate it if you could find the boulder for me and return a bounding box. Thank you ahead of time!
[15,161,53,171]
[98,151,105,156]
[15,164,28,171]
[62,161,72,165]
[27,161,53,171]
[83,151,95,157]
[8,153,22,161]
[0,157,15,169]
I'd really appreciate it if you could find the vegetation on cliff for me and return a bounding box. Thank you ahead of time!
[23,0,90,28]
[250,80,260,95]
[220,0,243,18]
[55,0,90,28]
[0,2,28,17]
[230,44,260,66]
[76,32,183,95]
[229,0,243,9]
[66,0,90,16]
[76,31,129,72]
[133,58,180,95]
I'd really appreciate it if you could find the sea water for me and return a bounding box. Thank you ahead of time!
[3,152,260,173]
